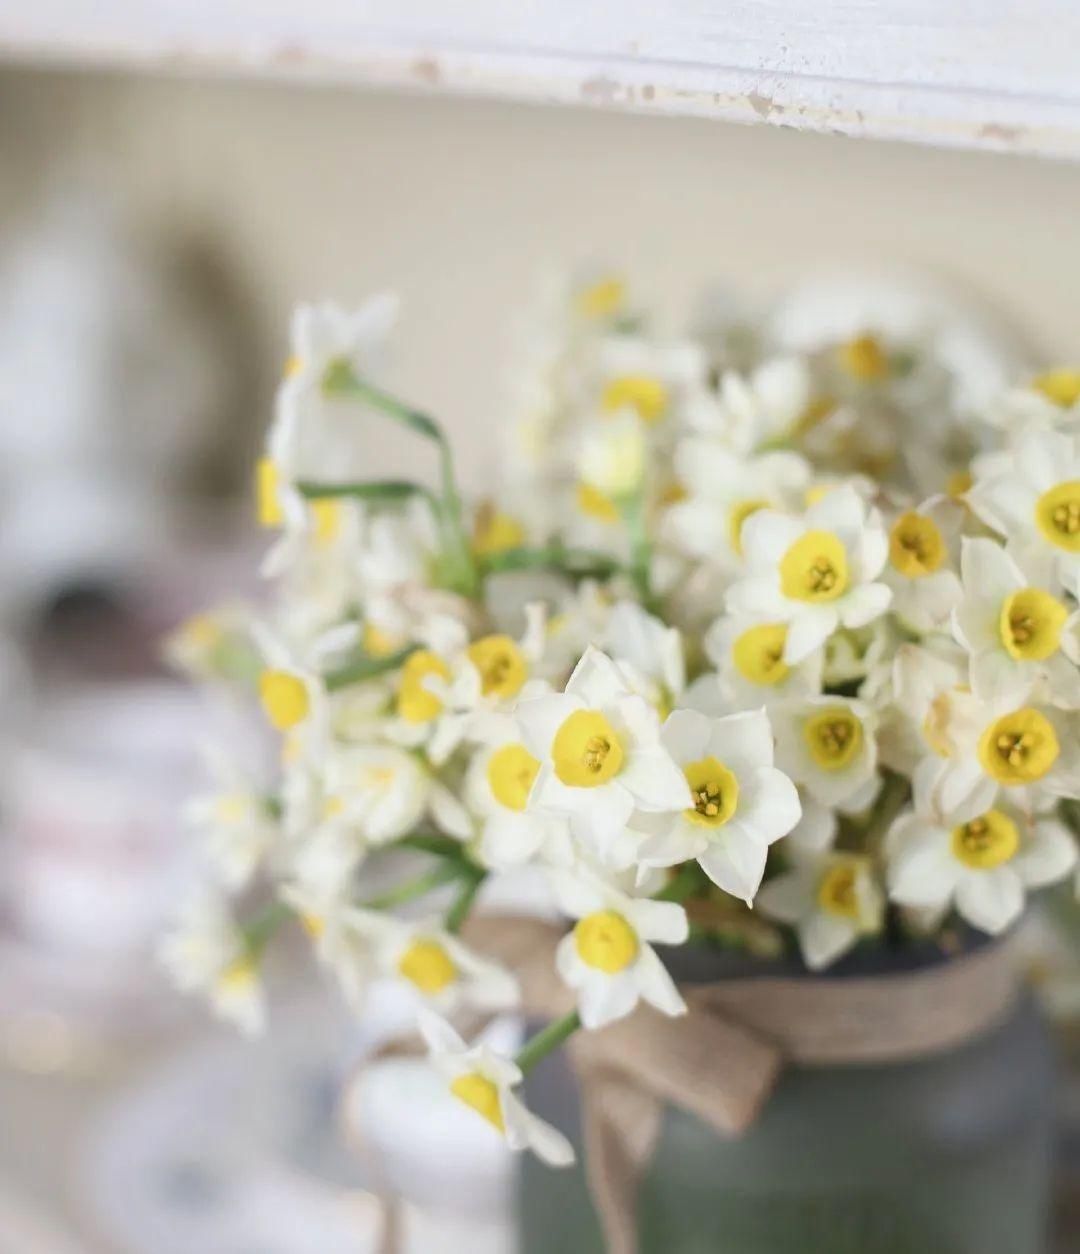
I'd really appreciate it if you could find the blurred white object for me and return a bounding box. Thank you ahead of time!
[0,191,233,628]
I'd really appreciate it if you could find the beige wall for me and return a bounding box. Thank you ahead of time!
[3,64,1080,488]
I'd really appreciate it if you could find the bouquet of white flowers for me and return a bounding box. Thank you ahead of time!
[163,273,1080,1185]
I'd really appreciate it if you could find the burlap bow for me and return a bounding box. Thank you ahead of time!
[346,914,1019,1254]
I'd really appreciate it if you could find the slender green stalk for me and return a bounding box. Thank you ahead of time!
[399,832,475,864]
[444,870,487,934]
[653,862,703,903]
[621,491,655,608]
[324,645,417,692]
[243,899,292,956]
[362,862,462,911]
[478,544,625,581]
[296,478,440,511]
[515,1010,582,1075]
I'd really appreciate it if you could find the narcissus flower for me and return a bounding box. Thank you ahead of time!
[757,851,883,970]
[419,1010,574,1166]
[888,766,1077,934]
[704,613,824,709]
[952,537,1080,708]
[373,918,519,1014]
[549,867,688,1028]
[184,747,278,891]
[516,646,691,854]
[633,709,801,903]
[727,485,892,663]
[882,496,963,632]
[773,696,879,809]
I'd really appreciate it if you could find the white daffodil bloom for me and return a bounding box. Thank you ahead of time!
[952,537,1080,709]
[663,439,811,574]
[694,357,816,454]
[988,370,1080,435]
[589,335,709,430]
[549,867,688,1028]
[463,734,573,870]
[966,430,1080,592]
[419,1009,575,1166]
[516,646,691,855]
[577,410,647,500]
[881,496,963,632]
[633,709,801,903]
[252,621,351,764]
[887,764,1077,935]
[874,639,974,776]
[159,893,265,1036]
[704,613,824,710]
[184,747,278,891]
[757,851,883,971]
[774,696,879,809]
[603,600,686,715]
[280,885,382,1012]
[371,917,519,1015]
[727,485,892,663]
[925,691,1080,817]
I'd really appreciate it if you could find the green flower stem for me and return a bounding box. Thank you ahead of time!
[324,645,418,692]
[322,364,477,596]
[296,478,441,511]
[478,545,626,581]
[621,491,655,609]
[242,899,293,957]
[362,862,463,911]
[444,869,487,934]
[514,1010,582,1075]
[653,862,703,903]
[399,832,476,865]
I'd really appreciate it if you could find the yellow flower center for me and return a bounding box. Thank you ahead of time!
[467,635,528,700]
[977,707,1059,785]
[922,689,963,757]
[362,621,403,658]
[177,612,223,652]
[256,457,284,527]
[1033,368,1080,409]
[999,588,1067,661]
[397,650,451,724]
[804,706,864,771]
[217,955,258,994]
[259,669,310,731]
[729,498,769,556]
[300,913,325,940]
[575,910,639,973]
[214,794,252,824]
[732,623,791,686]
[487,743,541,812]
[398,939,457,994]
[816,859,863,920]
[946,469,973,500]
[682,757,740,828]
[310,499,343,547]
[283,353,305,379]
[450,1072,505,1132]
[837,334,889,382]
[888,512,947,578]
[601,374,669,424]
[472,506,526,556]
[950,809,1020,870]
[779,530,850,602]
[552,710,625,788]
[577,276,625,320]
[1035,481,1080,552]
[576,481,620,524]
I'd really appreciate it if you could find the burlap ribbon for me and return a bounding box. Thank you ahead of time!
[347,914,1020,1254]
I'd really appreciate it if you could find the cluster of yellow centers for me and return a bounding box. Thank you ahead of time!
[450,1073,505,1131]
[999,588,1067,661]
[888,512,947,578]
[732,623,791,687]
[779,530,850,603]
[575,911,640,973]
[398,938,457,994]
[804,706,864,772]
[487,743,541,811]
[816,858,866,920]
[682,757,740,829]
[976,707,1059,785]
[601,374,669,424]
[259,669,310,731]
[552,710,625,788]
[950,810,1020,870]
[1035,481,1080,553]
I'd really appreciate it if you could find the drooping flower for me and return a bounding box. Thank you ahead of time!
[371,918,519,1015]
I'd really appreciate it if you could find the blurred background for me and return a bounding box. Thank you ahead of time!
[1,55,1080,1253]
